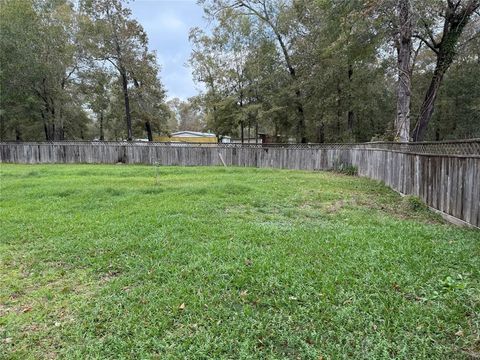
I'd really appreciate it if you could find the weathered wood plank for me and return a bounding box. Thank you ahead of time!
[1,142,478,228]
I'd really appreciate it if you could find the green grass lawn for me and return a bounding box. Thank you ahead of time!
[1,164,479,359]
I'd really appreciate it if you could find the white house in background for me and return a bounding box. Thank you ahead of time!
[220,136,231,143]
[171,131,216,138]
[154,131,218,143]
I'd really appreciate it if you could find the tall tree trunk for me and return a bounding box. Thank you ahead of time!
[395,0,412,142]
[42,117,54,141]
[58,116,65,140]
[41,110,49,141]
[99,112,104,141]
[413,0,479,141]
[0,113,4,142]
[212,105,218,138]
[413,66,446,141]
[239,95,244,144]
[347,111,355,135]
[336,81,342,139]
[43,105,55,141]
[145,121,153,141]
[57,104,65,141]
[274,33,306,143]
[49,104,56,141]
[57,123,65,140]
[240,122,244,144]
[44,124,49,141]
[317,122,325,143]
[295,89,306,143]
[120,68,133,141]
[347,64,355,136]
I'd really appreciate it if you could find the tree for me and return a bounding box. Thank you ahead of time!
[81,0,152,140]
[189,28,224,136]
[1,0,167,141]
[0,0,86,141]
[395,0,413,142]
[0,0,42,140]
[79,65,114,140]
[130,53,168,140]
[2,0,477,143]
[412,0,480,141]
[189,18,252,141]
[202,0,308,142]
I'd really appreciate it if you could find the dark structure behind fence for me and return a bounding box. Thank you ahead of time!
[1,140,479,228]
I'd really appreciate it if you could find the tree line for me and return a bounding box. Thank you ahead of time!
[1,0,479,143]
[190,0,480,143]
[0,0,169,141]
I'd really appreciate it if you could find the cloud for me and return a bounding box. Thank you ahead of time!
[141,12,187,34]
[157,14,186,31]
[129,1,207,100]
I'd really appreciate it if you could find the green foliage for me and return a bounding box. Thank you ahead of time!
[192,0,479,142]
[424,59,480,139]
[0,0,167,141]
[330,157,359,176]
[1,0,479,141]
[403,195,429,212]
[166,97,206,133]
[1,164,479,358]
[339,164,359,176]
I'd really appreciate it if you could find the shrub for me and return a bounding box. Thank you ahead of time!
[331,162,358,176]
[403,195,428,212]
[340,165,358,176]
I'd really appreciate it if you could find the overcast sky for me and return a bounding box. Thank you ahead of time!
[129,0,208,100]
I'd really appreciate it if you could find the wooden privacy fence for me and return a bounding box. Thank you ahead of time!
[1,140,479,228]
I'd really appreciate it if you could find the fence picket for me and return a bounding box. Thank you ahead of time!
[1,141,478,228]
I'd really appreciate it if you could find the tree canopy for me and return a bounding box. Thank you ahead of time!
[1,0,479,142]
[0,0,168,141]
[191,0,480,142]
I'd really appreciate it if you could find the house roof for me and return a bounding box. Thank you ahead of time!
[171,131,216,138]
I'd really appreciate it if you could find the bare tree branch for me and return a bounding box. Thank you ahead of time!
[413,34,440,54]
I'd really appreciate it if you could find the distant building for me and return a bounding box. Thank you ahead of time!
[154,131,217,143]
[220,136,231,143]
[171,131,216,138]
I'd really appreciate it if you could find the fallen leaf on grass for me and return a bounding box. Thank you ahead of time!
[455,330,464,337]
[21,306,32,313]
[178,303,186,310]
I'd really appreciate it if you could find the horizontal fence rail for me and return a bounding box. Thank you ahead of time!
[2,138,479,154]
[1,140,479,228]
